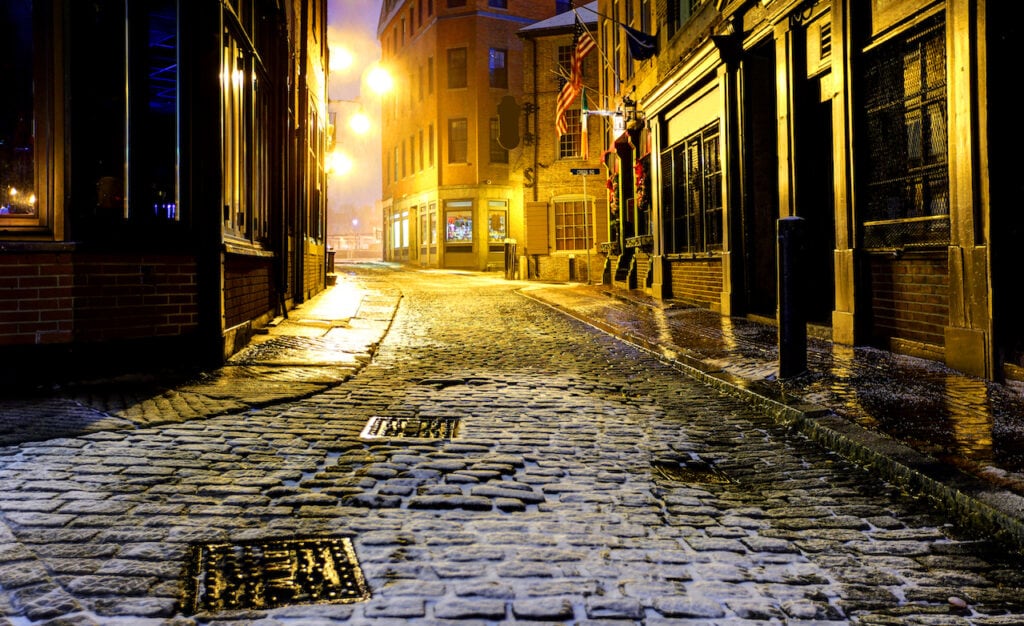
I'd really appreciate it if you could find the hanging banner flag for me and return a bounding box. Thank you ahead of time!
[622,24,657,61]
[556,17,596,137]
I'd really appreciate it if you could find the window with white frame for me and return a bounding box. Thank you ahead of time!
[554,198,592,251]
[558,110,582,159]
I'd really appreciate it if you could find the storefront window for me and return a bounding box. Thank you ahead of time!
[445,200,473,242]
[488,201,507,242]
[1,1,36,219]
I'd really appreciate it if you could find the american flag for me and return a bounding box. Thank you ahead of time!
[555,17,596,137]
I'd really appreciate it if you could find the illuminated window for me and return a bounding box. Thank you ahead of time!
[488,48,507,88]
[445,201,473,242]
[1,0,41,224]
[488,201,507,242]
[554,199,592,251]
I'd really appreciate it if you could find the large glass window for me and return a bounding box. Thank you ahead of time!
[660,122,722,254]
[447,47,467,89]
[445,201,473,242]
[448,118,468,163]
[1,1,37,221]
[861,18,948,249]
[488,48,507,88]
[554,199,592,251]
[130,0,179,222]
[488,201,507,242]
[222,30,247,235]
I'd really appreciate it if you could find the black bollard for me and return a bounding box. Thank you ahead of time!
[777,216,807,378]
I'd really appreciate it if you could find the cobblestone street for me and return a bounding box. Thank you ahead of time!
[1,264,1023,624]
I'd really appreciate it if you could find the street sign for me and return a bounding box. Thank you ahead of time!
[570,168,601,176]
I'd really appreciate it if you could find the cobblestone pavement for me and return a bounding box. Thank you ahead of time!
[1,264,1024,624]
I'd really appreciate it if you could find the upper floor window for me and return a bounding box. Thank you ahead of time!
[447,47,467,89]
[447,0,466,7]
[489,118,508,163]
[489,0,508,8]
[558,109,583,159]
[489,49,508,88]
[668,0,705,38]
[448,118,468,163]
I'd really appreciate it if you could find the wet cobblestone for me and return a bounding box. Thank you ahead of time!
[0,265,1022,623]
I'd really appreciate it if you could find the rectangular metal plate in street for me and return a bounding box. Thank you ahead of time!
[361,415,461,439]
[182,536,369,615]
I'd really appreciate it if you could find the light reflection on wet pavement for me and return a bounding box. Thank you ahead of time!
[538,284,1024,492]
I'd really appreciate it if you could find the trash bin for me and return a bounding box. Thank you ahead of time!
[327,248,336,273]
[503,238,517,280]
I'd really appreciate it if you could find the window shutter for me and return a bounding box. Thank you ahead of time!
[525,201,549,255]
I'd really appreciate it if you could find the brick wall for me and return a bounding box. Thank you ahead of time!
[668,258,723,310]
[224,255,276,330]
[0,251,199,346]
[0,252,75,345]
[73,255,199,342]
[868,253,948,348]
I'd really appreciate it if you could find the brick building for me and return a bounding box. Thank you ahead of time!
[517,2,608,284]
[596,0,1023,381]
[378,0,566,271]
[0,0,330,381]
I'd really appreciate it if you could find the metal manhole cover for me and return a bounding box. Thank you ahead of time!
[360,415,461,439]
[182,536,369,615]
[652,459,732,484]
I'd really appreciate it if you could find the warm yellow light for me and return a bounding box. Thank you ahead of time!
[331,46,354,72]
[365,65,393,96]
[326,150,353,176]
[8,188,16,197]
[349,112,371,135]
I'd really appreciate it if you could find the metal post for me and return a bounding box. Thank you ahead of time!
[777,216,807,378]
[583,172,591,284]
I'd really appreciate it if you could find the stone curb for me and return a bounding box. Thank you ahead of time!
[518,288,1024,556]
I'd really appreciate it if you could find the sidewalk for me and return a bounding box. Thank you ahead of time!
[518,280,1024,552]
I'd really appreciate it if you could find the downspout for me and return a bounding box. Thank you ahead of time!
[531,37,539,203]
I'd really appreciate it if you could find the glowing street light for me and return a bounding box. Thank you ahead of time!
[349,111,371,135]
[365,65,393,96]
[326,150,354,176]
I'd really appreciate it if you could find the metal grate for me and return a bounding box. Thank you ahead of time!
[182,537,369,615]
[651,458,731,485]
[861,16,949,251]
[360,415,461,439]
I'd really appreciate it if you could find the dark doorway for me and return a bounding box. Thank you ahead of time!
[794,82,836,326]
[739,41,778,318]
